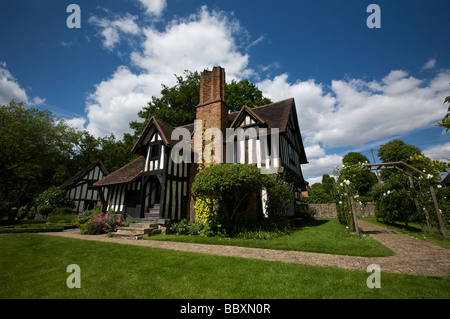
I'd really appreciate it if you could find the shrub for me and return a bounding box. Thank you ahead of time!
[48,214,77,224]
[170,219,227,237]
[295,204,316,222]
[27,207,36,220]
[35,186,74,209]
[84,221,104,235]
[52,207,74,215]
[265,174,295,218]
[194,197,214,225]
[17,206,28,220]
[7,207,18,222]
[79,212,136,235]
[37,205,53,218]
[371,174,417,226]
[192,164,270,232]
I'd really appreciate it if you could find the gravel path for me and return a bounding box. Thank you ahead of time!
[42,220,450,276]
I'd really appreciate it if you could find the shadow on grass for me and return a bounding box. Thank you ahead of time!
[377,219,423,233]
[299,219,329,228]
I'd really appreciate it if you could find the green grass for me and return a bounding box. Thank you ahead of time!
[361,217,450,249]
[148,218,394,257]
[0,233,448,299]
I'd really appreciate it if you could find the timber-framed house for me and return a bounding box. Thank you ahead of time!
[93,66,308,221]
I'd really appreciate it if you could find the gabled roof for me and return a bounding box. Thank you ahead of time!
[228,98,294,132]
[60,160,109,190]
[131,117,178,155]
[230,105,266,128]
[92,156,143,187]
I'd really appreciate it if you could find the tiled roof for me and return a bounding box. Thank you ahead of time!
[92,156,143,187]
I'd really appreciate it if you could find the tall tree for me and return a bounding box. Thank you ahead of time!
[0,100,78,205]
[129,70,201,135]
[378,139,421,163]
[225,79,272,112]
[377,139,421,181]
[341,152,378,196]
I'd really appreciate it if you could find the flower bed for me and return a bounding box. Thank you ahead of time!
[78,212,136,235]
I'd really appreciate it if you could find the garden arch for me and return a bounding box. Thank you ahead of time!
[363,161,447,238]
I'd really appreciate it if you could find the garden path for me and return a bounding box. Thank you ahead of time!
[43,220,450,276]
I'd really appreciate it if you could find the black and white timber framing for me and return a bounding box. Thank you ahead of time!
[94,97,308,221]
[60,160,109,213]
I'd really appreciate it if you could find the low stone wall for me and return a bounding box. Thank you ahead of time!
[307,202,376,218]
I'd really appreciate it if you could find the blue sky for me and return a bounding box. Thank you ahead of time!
[1,0,449,183]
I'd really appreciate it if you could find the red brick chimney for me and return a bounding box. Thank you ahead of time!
[196,66,228,135]
[189,66,228,221]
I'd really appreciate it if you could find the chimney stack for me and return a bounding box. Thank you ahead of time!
[196,66,228,135]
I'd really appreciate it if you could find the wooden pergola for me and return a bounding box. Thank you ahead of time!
[362,161,447,238]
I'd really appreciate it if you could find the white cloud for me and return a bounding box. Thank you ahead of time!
[306,176,322,186]
[84,6,253,138]
[137,0,166,16]
[89,13,140,50]
[0,61,46,107]
[423,58,436,70]
[66,117,87,132]
[130,6,251,80]
[258,69,450,149]
[302,144,342,179]
[258,69,450,179]
[423,142,450,161]
[0,61,28,105]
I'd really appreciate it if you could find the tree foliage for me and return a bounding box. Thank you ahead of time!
[225,79,272,112]
[377,139,421,181]
[436,84,450,132]
[34,186,74,209]
[0,100,78,205]
[130,70,201,134]
[191,164,293,234]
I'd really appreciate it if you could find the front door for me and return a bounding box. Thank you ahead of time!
[126,190,141,219]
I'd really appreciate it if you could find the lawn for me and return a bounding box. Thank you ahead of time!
[0,233,448,299]
[148,218,394,257]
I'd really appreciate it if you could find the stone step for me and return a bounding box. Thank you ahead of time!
[111,218,164,239]
[128,222,158,228]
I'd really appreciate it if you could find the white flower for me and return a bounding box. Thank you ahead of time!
[387,190,391,195]
[354,194,359,198]
[339,201,343,204]
[437,184,442,189]
[383,193,386,196]
[427,174,433,179]
[340,183,343,187]
[345,180,350,185]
